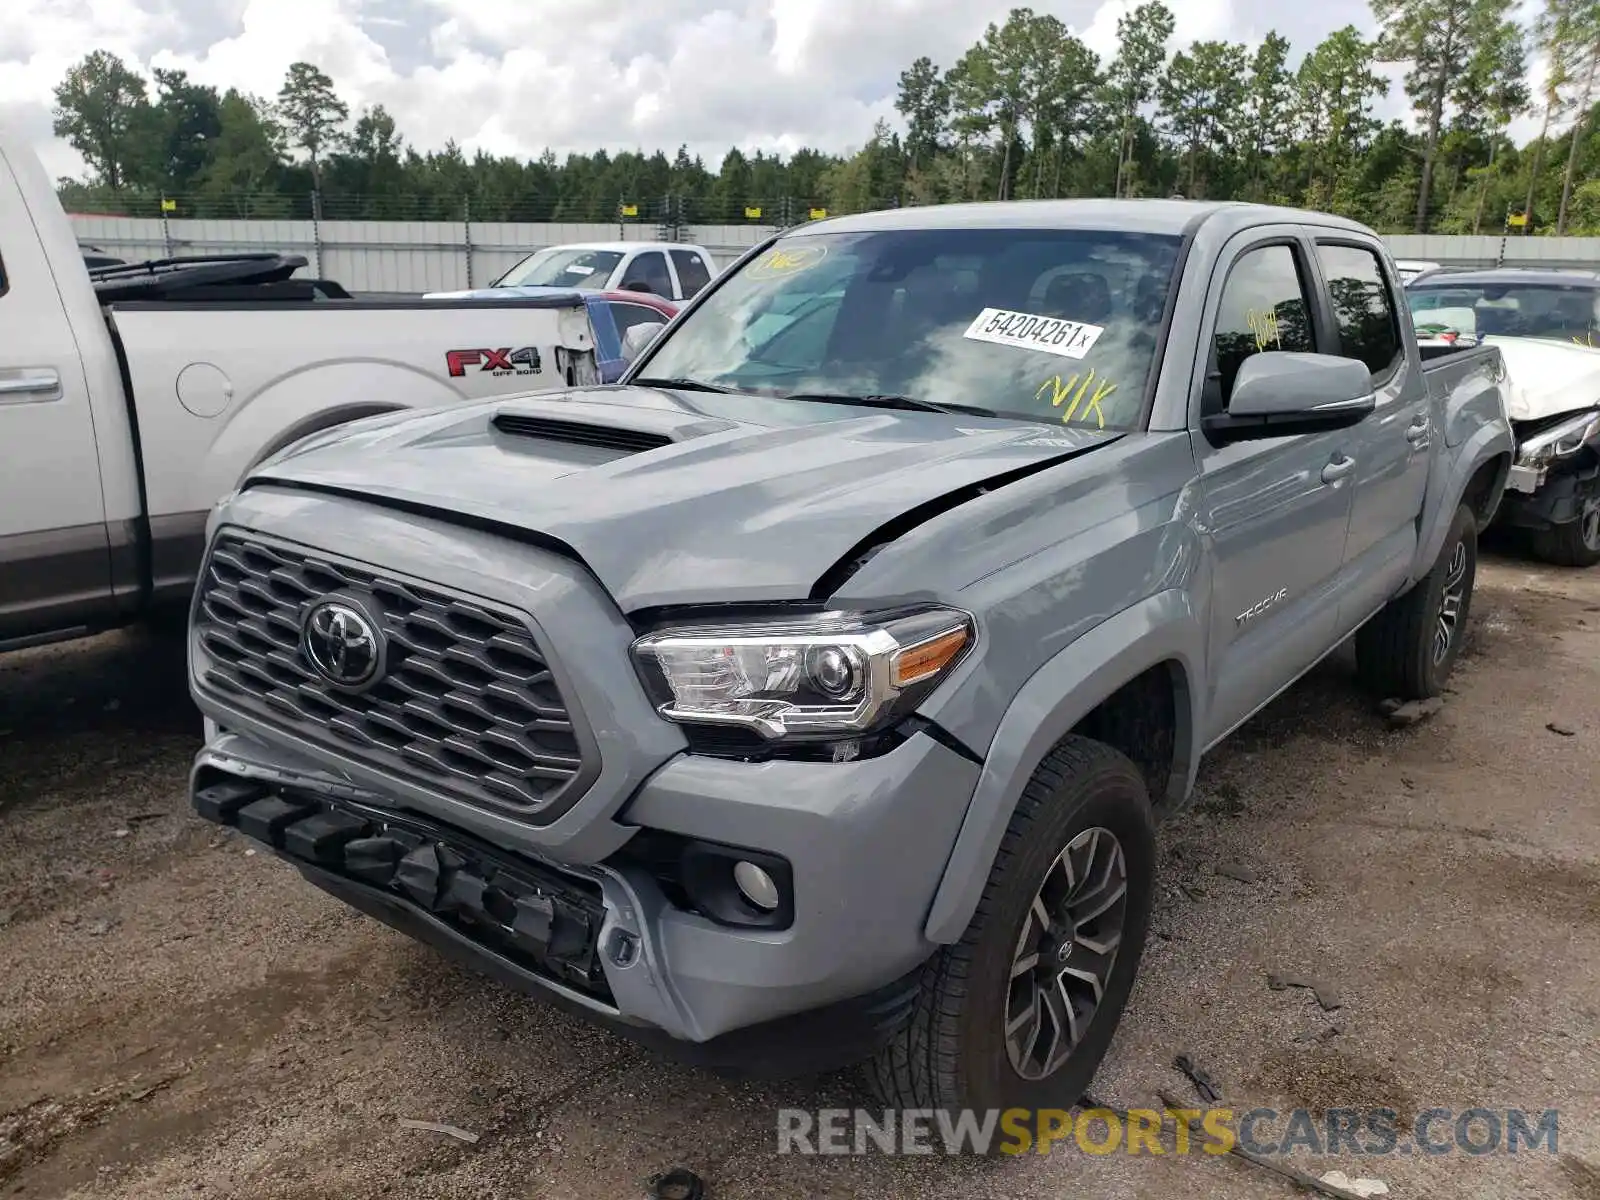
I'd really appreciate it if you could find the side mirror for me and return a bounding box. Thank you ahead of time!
[1204,352,1376,442]
[620,321,667,363]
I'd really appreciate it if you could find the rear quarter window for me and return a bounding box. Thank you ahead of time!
[671,250,713,297]
[1317,244,1402,380]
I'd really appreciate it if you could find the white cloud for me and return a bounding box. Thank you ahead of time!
[0,0,1527,183]
[1082,0,1234,61]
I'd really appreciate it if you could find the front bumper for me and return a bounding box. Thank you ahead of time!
[188,487,984,1066]
[191,720,980,1067]
[1496,458,1600,529]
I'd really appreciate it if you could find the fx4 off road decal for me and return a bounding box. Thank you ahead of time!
[446,347,543,378]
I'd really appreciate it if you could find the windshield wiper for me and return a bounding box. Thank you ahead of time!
[781,392,1001,418]
[632,376,737,394]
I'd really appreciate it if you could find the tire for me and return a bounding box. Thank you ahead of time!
[864,735,1155,1118]
[1355,502,1477,700]
[1530,495,1600,567]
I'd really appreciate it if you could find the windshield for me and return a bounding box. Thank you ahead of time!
[1407,282,1600,344]
[635,227,1183,430]
[495,248,624,289]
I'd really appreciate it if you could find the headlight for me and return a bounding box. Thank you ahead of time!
[1518,409,1600,466]
[631,608,974,741]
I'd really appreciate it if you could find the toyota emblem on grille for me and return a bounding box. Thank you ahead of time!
[302,599,384,689]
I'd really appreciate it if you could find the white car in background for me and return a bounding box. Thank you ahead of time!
[433,241,720,303]
[1394,258,1443,283]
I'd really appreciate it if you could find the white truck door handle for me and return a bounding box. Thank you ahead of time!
[0,368,63,403]
[1321,454,1356,484]
[1405,417,1429,443]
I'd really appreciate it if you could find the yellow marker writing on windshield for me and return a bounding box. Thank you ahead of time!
[1036,370,1117,429]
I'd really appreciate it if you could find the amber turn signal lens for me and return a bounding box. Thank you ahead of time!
[891,626,970,687]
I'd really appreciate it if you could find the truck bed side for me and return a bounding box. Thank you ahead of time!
[1413,341,1514,580]
[108,298,605,600]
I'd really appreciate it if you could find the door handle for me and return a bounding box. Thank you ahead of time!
[0,368,63,404]
[1405,417,1430,444]
[1321,454,1356,484]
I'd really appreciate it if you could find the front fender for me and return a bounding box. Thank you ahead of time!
[921,589,1205,944]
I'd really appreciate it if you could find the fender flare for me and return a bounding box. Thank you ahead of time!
[1412,422,1515,581]
[244,402,404,475]
[921,589,1206,944]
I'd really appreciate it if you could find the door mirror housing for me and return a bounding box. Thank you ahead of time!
[1204,352,1376,442]
[620,321,668,363]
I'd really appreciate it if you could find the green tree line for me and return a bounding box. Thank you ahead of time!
[46,0,1600,233]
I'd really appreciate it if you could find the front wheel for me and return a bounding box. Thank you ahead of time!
[1355,502,1478,700]
[864,736,1155,1116]
[1530,495,1600,567]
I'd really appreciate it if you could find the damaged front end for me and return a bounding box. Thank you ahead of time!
[192,769,613,1004]
[1506,408,1600,497]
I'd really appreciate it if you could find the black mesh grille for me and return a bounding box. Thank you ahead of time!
[195,532,586,815]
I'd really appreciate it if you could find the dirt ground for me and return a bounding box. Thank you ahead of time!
[2,551,1597,1200]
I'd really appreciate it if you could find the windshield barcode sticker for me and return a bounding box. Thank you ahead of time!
[962,308,1104,359]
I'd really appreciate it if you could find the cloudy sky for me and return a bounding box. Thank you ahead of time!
[0,0,1544,182]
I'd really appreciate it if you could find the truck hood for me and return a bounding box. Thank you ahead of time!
[1488,335,1600,423]
[246,385,1119,611]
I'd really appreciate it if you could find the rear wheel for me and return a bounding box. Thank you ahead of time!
[864,736,1155,1117]
[1530,495,1600,567]
[1355,502,1477,699]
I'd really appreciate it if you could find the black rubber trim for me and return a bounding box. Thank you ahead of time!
[193,772,612,1000]
[102,312,156,612]
[901,714,982,765]
[191,766,925,1076]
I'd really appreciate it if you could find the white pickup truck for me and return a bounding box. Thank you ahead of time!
[1,125,612,653]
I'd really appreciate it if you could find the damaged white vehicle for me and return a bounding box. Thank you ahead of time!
[1408,270,1600,566]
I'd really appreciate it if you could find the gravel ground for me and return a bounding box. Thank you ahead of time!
[1,552,1597,1200]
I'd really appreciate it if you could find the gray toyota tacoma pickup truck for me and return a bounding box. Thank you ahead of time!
[186,200,1512,1115]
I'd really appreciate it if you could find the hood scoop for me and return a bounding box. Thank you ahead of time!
[491,412,674,454]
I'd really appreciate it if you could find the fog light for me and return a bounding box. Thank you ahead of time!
[732,860,780,911]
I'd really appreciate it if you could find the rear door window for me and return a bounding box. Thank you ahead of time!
[1317,244,1402,380]
[620,252,673,298]
[670,250,713,297]
[609,300,669,336]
